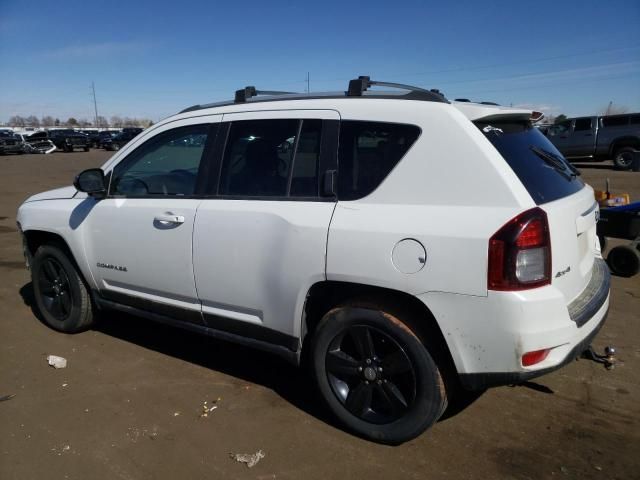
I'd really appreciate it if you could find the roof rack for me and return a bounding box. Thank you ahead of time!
[180,75,447,113]
[234,86,297,103]
[347,76,444,99]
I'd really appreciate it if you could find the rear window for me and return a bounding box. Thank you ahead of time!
[476,121,584,204]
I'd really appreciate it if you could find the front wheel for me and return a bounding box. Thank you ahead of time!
[311,306,446,444]
[31,244,95,332]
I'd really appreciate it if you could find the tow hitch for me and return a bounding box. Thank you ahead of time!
[581,345,617,370]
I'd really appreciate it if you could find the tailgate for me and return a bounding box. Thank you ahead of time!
[541,185,600,302]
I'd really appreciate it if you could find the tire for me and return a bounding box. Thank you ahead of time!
[607,245,640,277]
[598,235,607,252]
[112,143,120,151]
[31,244,95,332]
[613,146,636,170]
[311,306,446,444]
[83,146,90,152]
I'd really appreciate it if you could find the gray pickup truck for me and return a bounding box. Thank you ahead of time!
[545,113,640,169]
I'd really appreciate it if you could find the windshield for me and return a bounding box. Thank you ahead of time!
[476,121,584,204]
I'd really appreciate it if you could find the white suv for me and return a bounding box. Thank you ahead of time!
[17,77,610,444]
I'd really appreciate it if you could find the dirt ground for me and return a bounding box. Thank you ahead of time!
[0,150,638,480]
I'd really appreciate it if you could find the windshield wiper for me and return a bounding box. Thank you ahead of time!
[530,146,579,179]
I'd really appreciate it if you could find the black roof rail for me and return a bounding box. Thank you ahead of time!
[347,76,445,100]
[234,86,297,103]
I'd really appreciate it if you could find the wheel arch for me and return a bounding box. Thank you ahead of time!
[609,136,640,156]
[301,280,459,377]
[21,229,94,288]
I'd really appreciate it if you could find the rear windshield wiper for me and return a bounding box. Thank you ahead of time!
[530,146,580,179]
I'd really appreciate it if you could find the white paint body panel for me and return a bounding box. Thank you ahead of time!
[193,109,339,337]
[17,96,609,379]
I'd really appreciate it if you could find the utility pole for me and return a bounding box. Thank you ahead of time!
[306,72,310,94]
[91,82,99,127]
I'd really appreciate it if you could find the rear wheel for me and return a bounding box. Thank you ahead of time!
[83,146,90,152]
[607,245,640,277]
[613,146,636,170]
[112,143,120,151]
[31,244,95,332]
[311,306,446,444]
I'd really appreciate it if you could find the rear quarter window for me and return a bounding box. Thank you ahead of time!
[476,121,584,205]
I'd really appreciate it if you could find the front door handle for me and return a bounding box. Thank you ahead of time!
[154,213,185,224]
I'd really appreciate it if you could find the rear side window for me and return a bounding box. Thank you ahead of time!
[338,121,420,200]
[574,118,592,131]
[601,115,630,127]
[477,121,584,205]
[218,119,323,198]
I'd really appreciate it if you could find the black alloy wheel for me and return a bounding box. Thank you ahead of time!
[326,325,416,424]
[32,244,94,332]
[312,306,446,444]
[38,257,72,320]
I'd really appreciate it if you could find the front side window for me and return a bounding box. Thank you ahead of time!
[218,119,323,198]
[338,121,421,200]
[110,124,211,196]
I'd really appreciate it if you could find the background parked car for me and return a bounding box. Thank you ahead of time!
[0,130,26,155]
[103,130,141,151]
[544,113,640,169]
[29,130,91,152]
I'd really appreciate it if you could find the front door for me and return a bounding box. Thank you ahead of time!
[82,119,219,324]
[192,110,339,346]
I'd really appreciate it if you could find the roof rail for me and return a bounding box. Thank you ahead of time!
[347,76,444,99]
[234,86,297,103]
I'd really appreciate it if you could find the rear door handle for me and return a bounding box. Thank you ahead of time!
[154,213,185,224]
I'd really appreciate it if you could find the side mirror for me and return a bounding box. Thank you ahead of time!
[74,168,106,198]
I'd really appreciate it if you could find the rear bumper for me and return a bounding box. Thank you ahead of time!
[459,305,608,390]
[418,259,611,390]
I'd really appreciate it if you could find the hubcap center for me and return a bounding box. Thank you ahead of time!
[363,366,377,381]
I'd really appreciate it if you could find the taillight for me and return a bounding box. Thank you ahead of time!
[488,207,551,290]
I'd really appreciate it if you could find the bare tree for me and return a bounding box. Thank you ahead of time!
[25,115,40,127]
[8,115,26,127]
[110,116,123,127]
[96,116,108,128]
[123,117,136,127]
[54,118,61,126]
[78,118,91,127]
[600,102,630,116]
[138,118,154,128]
[67,117,78,126]
[41,116,55,127]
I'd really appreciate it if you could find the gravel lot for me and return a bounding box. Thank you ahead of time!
[0,150,638,479]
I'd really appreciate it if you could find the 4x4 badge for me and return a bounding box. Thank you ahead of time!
[555,266,570,278]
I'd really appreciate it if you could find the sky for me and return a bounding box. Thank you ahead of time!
[0,0,639,124]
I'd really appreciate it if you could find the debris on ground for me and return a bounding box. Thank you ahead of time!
[0,394,16,402]
[173,411,181,417]
[230,450,265,468]
[46,355,67,369]
[200,397,221,417]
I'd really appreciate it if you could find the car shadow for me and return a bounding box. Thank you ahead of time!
[19,281,478,436]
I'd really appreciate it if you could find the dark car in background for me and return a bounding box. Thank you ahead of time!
[80,130,102,148]
[0,130,26,154]
[544,113,640,169]
[103,129,141,151]
[29,130,91,152]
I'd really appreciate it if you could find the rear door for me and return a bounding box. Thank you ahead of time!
[477,119,598,303]
[192,110,339,345]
